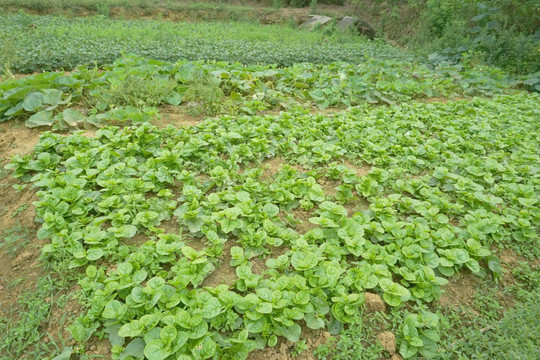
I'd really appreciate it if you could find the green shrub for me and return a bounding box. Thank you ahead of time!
[416,0,539,74]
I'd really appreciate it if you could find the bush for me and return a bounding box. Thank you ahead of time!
[416,0,539,74]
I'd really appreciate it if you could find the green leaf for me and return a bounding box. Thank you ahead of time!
[43,89,64,106]
[25,110,54,128]
[105,324,125,347]
[22,92,44,111]
[165,91,182,106]
[160,325,177,345]
[280,323,301,342]
[192,336,217,359]
[51,347,73,360]
[144,339,170,360]
[304,313,325,330]
[255,302,273,314]
[399,340,418,359]
[119,320,143,338]
[268,334,278,347]
[119,338,145,360]
[263,203,279,217]
[62,108,85,126]
[86,247,104,261]
[69,322,91,342]
[103,300,124,319]
[202,297,223,318]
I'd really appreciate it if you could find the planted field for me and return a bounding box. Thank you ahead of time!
[1,14,410,73]
[0,9,539,360]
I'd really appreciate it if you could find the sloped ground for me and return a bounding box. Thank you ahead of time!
[1,91,538,359]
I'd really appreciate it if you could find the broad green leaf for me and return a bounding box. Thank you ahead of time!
[22,92,44,111]
[144,339,170,360]
[119,338,145,360]
[25,110,54,128]
[62,108,85,126]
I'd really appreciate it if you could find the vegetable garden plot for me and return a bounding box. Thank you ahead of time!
[0,56,514,131]
[6,93,539,359]
[0,14,409,73]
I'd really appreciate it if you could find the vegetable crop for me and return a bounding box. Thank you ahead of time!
[0,56,515,129]
[7,92,539,359]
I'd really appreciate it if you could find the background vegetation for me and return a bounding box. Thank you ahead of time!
[0,2,538,360]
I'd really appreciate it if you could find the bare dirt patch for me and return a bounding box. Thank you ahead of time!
[365,292,386,313]
[343,160,371,177]
[377,331,397,355]
[0,122,41,316]
[290,208,317,234]
[251,245,290,276]
[157,106,204,128]
[0,121,41,242]
[203,239,237,288]
[261,156,306,181]
[0,121,85,359]
[318,177,339,196]
[420,97,468,104]
[438,270,482,307]
[343,196,370,215]
[0,122,42,165]
[249,328,331,360]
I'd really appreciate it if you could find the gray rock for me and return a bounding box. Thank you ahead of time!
[337,16,376,39]
[300,15,333,29]
[337,16,356,30]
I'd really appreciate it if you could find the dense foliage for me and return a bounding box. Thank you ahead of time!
[350,0,539,76]
[0,55,517,129]
[0,14,410,73]
[7,92,539,359]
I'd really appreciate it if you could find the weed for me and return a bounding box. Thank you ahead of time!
[315,314,385,360]
[473,285,503,320]
[11,203,28,218]
[95,2,110,17]
[0,223,31,257]
[96,73,177,109]
[439,290,540,359]
[0,36,17,79]
[0,276,64,359]
[291,339,308,357]
[183,72,227,116]
[508,262,540,302]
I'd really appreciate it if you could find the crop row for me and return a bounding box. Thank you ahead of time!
[8,93,539,359]
[0,13,411,73]
[0,56,515,130]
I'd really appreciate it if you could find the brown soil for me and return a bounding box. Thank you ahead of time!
[343,160,371,177]
[3,2,352,25]
[438,269,481,307]
[157,106,204,128]
[260,156,307,181]
[249,328,331,360]
[318,177,339,196]
[290,207,317,234]
[0,122,42,319]
[202,238,237,288]
[376,331,396,355]
[0,121,85,358]
[365,292,386,313]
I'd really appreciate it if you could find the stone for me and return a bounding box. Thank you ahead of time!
[300,15,333,30]
[364,292,386,313]
[337,16,356,30]
[377,331,397,355]
[388,354,404,360]
[336,16,375,39]
[11,250,34,268]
